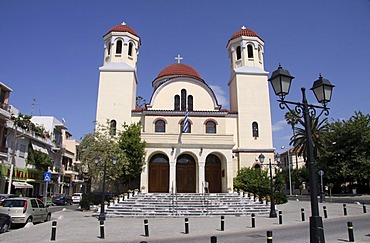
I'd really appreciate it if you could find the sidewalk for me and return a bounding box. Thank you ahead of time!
[0,200,367,243]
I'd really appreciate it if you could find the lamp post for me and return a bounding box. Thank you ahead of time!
[281,146,292,196]
[94,156,117,222]
[269,64,334,243]
[258,153,277,218]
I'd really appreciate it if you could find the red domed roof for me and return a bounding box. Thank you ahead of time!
[228,26,262,43]
[156,63,201,79]
[104,22,139,38]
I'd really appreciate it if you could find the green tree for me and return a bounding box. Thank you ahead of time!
[26,144,53,172]
[79,122,146,193]
[117,122,146,190]
[319,111,370,193]
[233,167,270,198]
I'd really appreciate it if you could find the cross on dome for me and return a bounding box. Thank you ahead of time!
[175,54,183,63]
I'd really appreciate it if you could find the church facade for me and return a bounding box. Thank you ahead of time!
[95,22,275,193]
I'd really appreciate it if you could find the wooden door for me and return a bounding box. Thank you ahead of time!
[176,154,196,193]
[205,154,222,193]
[149,154,169,193]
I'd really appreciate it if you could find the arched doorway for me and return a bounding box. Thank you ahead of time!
[176,154,196,193]
[149,154,169,193]
[205,154,222,193]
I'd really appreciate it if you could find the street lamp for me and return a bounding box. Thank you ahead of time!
[269,64,334,243]
[258,153,277,218]
[94,156,118,222]
[281,146,292,196]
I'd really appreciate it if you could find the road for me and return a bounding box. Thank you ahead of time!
[145,214,370,243]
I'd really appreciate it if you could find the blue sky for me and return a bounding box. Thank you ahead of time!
[1,0,369,153]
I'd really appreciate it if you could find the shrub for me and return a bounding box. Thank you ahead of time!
[274,192,288,204]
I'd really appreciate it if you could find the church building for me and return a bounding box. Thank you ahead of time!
[95,22,275,194]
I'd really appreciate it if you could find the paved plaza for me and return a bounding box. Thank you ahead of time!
[0,197,369,243]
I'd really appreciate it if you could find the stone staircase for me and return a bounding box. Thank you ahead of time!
[105,193,271,217]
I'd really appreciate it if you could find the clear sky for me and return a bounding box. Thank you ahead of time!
[1,0,369,153]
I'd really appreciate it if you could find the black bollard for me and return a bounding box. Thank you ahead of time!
[323,206,328,219]
[301,208,305,221]
[221,216,224,231]
[144,219,149,237]
[347,221,355,242]
[343,204,347,216]
[51,221,57,241]
[266,230,273,243]
[185,218,189,234]
[363,202,367,213]
[251,213,256,228]
[278,211,282,225]
[210,236,217,243]
[99,220,105,239]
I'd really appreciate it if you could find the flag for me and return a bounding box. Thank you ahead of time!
[182,110,189,133]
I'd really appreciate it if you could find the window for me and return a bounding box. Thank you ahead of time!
[181,89,187,111]
[188,95,193,111]
[206,121,216,134]
[258,46,262,61]
[155,120,166,133]
[107,42,111,55]
[247,44,254,58]
[128,42,133,56]
[252,122,259,138]
[236,46,242,60]
[174,95,180,111]
[110,120,117,136]
[116,40,122,54]
[180,120,191,133]
[19,143,26,158]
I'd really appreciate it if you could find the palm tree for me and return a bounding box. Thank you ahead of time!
[290,115,328,162]
[285,111,300,168]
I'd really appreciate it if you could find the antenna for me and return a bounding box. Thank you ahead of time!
[31,98,36,115]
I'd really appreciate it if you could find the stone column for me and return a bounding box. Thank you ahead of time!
[198,161,205,193]
[169,161,176,193]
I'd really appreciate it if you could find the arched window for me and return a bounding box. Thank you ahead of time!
[174,95,180,111]
[206,121,216,134]
[188,95,193,111]
[107,42,111,55]
[116,40,122,54]
[252,122,259,138]
[258,46,262,61]
[181,89,187,111]
[155,120,166,133]
[128,42,133,56]
[236,46,242,60]
[180,119,191,133]
[110,120,117,136]
[247,44,254,58]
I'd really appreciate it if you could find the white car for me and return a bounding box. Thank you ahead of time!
[71,193,83,203]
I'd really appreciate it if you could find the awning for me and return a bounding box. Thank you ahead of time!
[12,181,33,189]
[31,142,48,154]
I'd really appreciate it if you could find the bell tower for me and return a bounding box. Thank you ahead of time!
[95,22,141,132]
[227,26,274,168]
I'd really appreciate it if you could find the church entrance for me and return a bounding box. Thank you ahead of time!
[205,154,222,193]
[176,154,196,193]
[149,154,169,193]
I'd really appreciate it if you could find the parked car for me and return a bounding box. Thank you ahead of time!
[0,213,11,233]
[0,198,51,225]
[0,194,18,203]
[52,194,72,205]
[71,193,83,204]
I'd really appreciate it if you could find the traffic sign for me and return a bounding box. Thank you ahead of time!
[44,172,51,182]
[318,170,324,176]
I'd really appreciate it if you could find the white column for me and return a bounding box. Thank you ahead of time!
[198,161,205,193]
[169,161,176,193]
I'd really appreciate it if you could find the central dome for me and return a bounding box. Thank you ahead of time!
[156,63,201,79]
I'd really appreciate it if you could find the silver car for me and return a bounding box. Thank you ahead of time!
[0,198,51,225]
